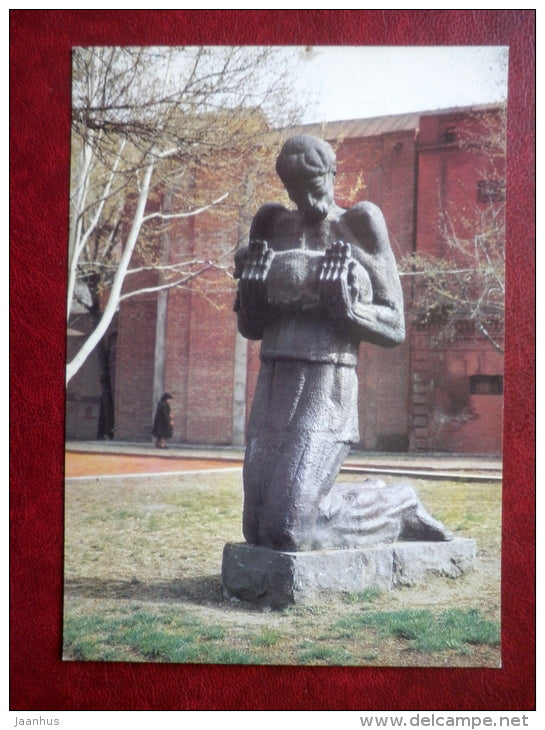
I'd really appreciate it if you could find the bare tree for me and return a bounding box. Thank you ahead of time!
[400,106,506,353]
[67,46,305,384]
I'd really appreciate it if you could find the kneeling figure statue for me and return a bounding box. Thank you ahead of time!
[234,134,452,552]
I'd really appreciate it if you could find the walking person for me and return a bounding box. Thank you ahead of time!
[152,393,174,449]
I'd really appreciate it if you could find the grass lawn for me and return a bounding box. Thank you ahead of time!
[63,469,501,667]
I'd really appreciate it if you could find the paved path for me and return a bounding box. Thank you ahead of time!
[66,441,502,481]
[65,452,243,478]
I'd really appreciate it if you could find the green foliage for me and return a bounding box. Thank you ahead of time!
[343,587,383,604]
[332,608,499,654]
[252,628,281,648]
[64,608,252,664]
[296,641,350,665]
[63,604,498,664]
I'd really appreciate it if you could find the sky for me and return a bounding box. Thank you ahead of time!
[281,46,509,124]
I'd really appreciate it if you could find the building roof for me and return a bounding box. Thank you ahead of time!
[284,103,504,142]
[292,113,420,141]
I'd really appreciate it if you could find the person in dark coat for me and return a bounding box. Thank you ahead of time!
[152,393,173,449]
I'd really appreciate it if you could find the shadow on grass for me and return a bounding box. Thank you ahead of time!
[64,575,226,605]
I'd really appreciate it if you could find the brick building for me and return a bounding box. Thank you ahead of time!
[67,104,505,455]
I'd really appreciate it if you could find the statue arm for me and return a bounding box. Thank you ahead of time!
[234,297,265,341]
[322,202,405,348]
[348,287,405,347]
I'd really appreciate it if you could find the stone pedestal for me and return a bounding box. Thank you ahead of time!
[222,538,476,609]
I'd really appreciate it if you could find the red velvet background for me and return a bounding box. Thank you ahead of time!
[10,10,535,710]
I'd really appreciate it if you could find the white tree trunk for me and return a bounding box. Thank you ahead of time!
[66,137,126,321]
[66,160,155,384]
[67,133,94,319]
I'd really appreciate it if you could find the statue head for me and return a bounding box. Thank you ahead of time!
[276,134,337,222]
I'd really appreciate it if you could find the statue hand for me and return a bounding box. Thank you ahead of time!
[319,241,354,318]
[239,239,273,311]
[241,239,273,281]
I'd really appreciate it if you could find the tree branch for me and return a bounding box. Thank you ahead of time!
[141,192,229,223]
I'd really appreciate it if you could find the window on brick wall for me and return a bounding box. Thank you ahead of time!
[469,375,503,395]
[477,179,506,203]
[442,126,456,144]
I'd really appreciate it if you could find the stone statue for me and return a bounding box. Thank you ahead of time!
[234,134,452,552]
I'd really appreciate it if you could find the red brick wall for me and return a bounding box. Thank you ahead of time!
[358,338,411,451]
[334,130,416,259]
[409,329,503,454]
[162,287,192,441]
[114,294,158,441]
[184,281,236,444]
[416,109,505,258]
[163,179,240,445]
[410,108,505,454]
